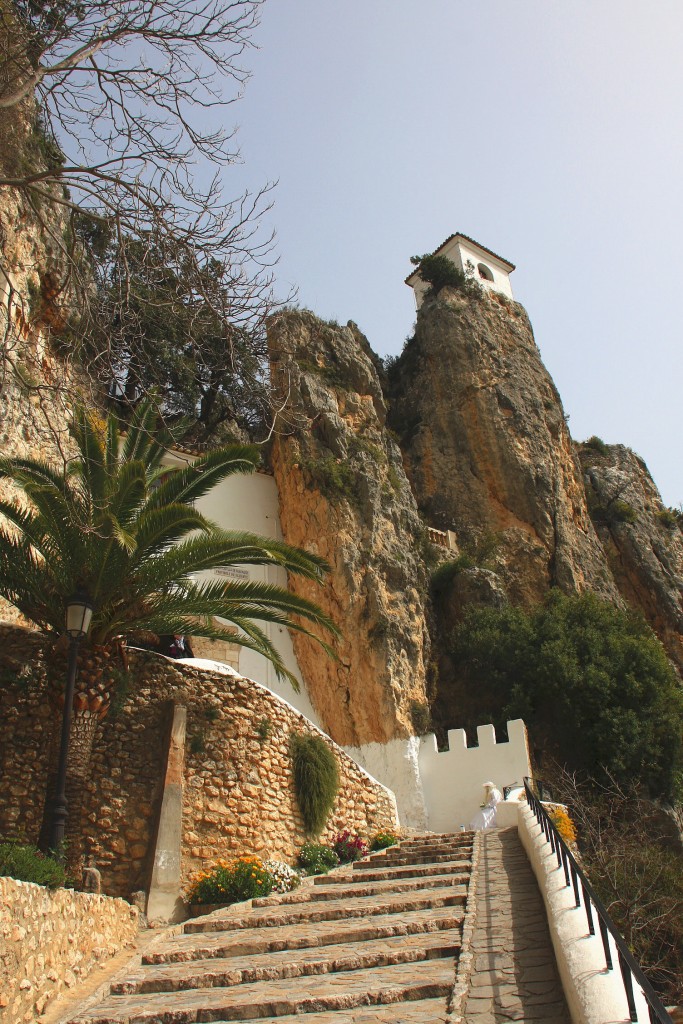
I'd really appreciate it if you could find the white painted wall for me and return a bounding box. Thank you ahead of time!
[453,238,515,300]
[518,803,653,1024]
[419,720,530,832]
[408,235,515,307]
[343,737,429,830]
[163,453,322,727]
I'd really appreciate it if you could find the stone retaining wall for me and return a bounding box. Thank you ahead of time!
[0,877,138,1023]
[0,627,399,900]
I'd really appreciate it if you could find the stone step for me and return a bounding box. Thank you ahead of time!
[316,859,471,885]
[357,849,472,868]
[68,959,456,1023]
[202,996,451,1024]
[373,843,473,861]
[113,931,461,995]
[144,907,466,965]
[183,886,467,934]
[380,836,473,853]
[252,870,468,907]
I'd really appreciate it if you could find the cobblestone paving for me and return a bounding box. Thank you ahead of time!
[463,827,571,1024]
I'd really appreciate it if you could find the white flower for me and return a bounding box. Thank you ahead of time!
[264,859,302,893]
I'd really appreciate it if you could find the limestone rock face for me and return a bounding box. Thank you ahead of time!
[268,311,431,746]
[388,288,620,607]
[580,442,683,672]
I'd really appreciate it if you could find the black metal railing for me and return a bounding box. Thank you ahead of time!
[523,778,672,1024]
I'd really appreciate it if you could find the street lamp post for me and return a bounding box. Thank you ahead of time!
[49,589,94,855]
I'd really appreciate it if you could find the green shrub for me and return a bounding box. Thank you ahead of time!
[657,507,681,530]
[450,592,683,799]
[430,555,475,593]
[290,733,340,836]
[584,435,609,457]
[300,456,357,504]
[297,842,339,875]
[0,840,66,888]
[410,253,468,293]
[409,699,433,736]
[186,855,273,904]
[589,497,638,527]
[370,830,400,851]
[256,716,272,742]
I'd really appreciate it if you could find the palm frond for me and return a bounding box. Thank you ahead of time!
[146,445,259,510]
[0,398,339,685]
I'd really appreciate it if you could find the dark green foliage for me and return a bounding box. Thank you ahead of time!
[657,507,682,531]
[0,399,337,687]
[590,498,638,526]
[256,716,272,742]
[409,700,433,736]
[290,733,340,836]
[450,592,683,799]
[300,455,357,505]
[83,239,269,439]
[0,840,66,888]
[410,253,468,293]
[584,435,609,457]
[297,842,339,875]
[430,555,475,593]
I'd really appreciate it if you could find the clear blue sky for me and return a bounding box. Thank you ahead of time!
[230,0,683,506]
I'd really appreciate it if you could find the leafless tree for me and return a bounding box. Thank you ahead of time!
[0,0,288,443]
[543,763,683,1005]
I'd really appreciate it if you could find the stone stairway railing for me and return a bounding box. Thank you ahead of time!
[68,833,476,1024]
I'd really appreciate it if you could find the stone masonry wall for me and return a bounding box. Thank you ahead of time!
[0,628,399,900]
[0,877,138,1024]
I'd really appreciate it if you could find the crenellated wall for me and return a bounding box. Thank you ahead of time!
[419,720,530,832]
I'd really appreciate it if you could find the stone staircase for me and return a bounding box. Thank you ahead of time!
[68,833,475,1024]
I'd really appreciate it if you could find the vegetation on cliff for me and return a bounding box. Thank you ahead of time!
[0,0,284,443]
[448,591,683,801]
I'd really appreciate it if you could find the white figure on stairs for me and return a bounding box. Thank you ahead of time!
[469,781,503,830]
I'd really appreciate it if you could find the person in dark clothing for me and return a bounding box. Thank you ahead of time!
[159,634,194,658]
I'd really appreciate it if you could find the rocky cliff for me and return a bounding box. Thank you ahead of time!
[387,286,620,608]
[267,311,431,747]
[580,440,683,673]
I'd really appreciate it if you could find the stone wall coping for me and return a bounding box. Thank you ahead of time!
[181,658,400,805]
[517,803,654,1024]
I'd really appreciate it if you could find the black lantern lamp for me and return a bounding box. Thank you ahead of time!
[49,588,94,855]
[65,589,94,638]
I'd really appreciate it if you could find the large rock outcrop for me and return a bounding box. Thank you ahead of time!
[388,286,620,607]
[268,311,431,747]
[580,441,683,672]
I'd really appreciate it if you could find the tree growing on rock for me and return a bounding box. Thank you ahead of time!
[449,591,683,801]
[0,0,285,437]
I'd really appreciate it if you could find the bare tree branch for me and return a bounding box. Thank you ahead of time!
[0,0,294,444]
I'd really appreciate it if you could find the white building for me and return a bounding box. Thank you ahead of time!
[405,232,515,306]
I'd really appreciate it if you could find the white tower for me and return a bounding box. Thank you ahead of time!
[406,232,515,308]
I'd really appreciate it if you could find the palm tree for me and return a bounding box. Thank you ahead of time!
[0,400,337,851]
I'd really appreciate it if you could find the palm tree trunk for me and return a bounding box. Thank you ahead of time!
[40,643,118,875]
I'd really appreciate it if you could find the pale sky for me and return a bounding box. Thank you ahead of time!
[231,0,683,506]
